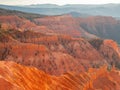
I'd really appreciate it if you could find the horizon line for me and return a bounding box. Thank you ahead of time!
[0,3,120,6]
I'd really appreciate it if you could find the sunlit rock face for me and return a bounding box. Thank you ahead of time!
[99,40,120,69]
[1,28,120,75]
[0,61,120,90]
[89,39,120,67]
[0,37,104,75]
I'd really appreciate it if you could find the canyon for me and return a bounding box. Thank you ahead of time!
[0,8,120,90]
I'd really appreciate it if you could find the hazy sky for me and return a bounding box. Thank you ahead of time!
[0,0,120,5]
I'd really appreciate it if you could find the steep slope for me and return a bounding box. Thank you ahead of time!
[0,33,104,75]
[0,8,120,76]
[1,28,120,75]
[89,39,120,68]
[34,15,97,38]
[0,61,120,90]
[78,16,120,43]
[0,15,54,34]
[89,66,120,90]
[0,15,36,30]
[34,15,81,37]
[2,8,120,42]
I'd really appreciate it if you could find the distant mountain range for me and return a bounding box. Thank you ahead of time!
[0,8,46,19]
[0,4,120,18]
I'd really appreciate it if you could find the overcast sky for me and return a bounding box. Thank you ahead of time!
[0,0,120,5]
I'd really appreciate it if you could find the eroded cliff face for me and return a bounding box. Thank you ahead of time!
[99,40,120,62]
[33,15,120,42]
[1,15,120,42]
[33,15,98,38]
[0,16,36,30]
[89,39,120,68]
[34,15,81,37]
[78,16,120,43]
[1,29,120,75]
[0,15,54,34]
[0,61,120,90]
[0,34,104,75]
[0,13,120,90]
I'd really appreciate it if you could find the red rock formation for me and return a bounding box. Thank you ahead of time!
[34,15,93,37]
[103,40,119,54]
[0,16,36,30]
[89,38,120,69]
[0,34,106,75]
[0,43,85,75]
[0,78,22,90]
[1,27,120,75]
[78,16,120,43]
[0,61,120,90]
[0,15,53,34]
[0,11,120,90]
[99,40,120,63]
